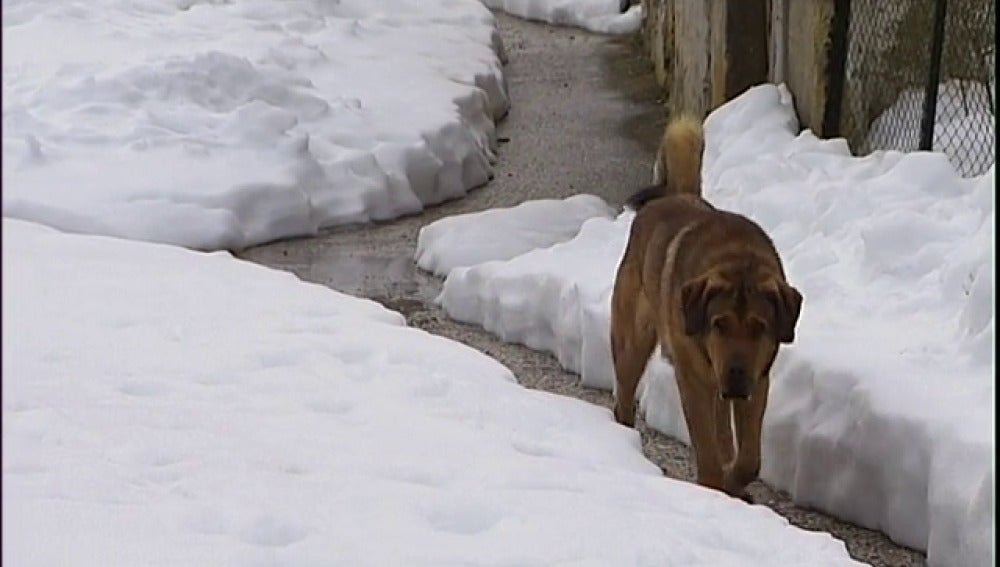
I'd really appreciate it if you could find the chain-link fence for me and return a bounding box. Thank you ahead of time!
[832,0,995,177]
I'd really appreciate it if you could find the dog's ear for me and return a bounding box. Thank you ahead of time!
[680,276,720,336]
[767,281,802,343]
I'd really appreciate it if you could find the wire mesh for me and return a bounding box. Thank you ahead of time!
[838,0,995,177]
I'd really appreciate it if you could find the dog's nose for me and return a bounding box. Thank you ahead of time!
[729,365,747,380]
[721,365,750,399]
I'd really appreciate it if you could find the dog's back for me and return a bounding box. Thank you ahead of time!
[628,114,704,210]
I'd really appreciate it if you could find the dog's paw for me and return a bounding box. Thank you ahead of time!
[723,484,753,504]
[612,408,636,428]
[612,401,637,428]
[723,479,754,504]
[723,466,756,503]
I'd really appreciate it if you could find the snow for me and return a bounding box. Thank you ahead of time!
[2,218,862,566]
[2,0,509,251]
[415,193,615,276]
[431,84,994,566]
[866,79,995,177]
[439,211,632,387]
[483,0,644,34]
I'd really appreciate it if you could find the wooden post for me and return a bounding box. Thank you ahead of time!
[723,0,770,101]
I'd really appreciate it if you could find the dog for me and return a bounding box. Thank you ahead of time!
[611,115,802,500]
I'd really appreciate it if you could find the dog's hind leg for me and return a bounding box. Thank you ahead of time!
[725,376,770,498]
[610,276,657,428]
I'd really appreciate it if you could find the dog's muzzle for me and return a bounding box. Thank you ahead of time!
[720,365,751,400]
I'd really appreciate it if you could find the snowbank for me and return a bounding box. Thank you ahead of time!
[440,210,631,386]
[483,0,643,34]
[415,194,614,276]
[2,0,508,251]
[433,84,994,565]
[2,218,863,566]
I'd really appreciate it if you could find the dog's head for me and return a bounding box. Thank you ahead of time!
[680,266,802,400]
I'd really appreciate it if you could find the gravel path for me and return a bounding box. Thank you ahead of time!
[239,12,926,566]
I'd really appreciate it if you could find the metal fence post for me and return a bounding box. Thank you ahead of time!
[919,0,948,151]
[822,0,852,139]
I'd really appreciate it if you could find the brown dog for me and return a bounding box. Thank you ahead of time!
[611,116,802,500]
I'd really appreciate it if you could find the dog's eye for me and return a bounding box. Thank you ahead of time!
[747,317,766,338]
[711,316,730,335]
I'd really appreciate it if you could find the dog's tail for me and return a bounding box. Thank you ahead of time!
[624,184,667,210]
[628,114,704,211]
[654,114,704,194]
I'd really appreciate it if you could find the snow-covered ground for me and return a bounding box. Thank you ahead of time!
[3,218,864,566]
[483,0,643,34]
[2,0,643,254]
[2,0,508,251]
[425,84,994,566]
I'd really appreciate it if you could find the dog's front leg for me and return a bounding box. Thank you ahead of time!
[675,372,725,491]
[725,375,770,499]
